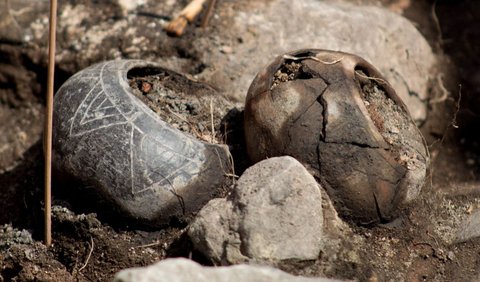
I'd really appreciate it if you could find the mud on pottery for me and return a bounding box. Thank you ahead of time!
[244,49,429,224]
[53,60,231,226]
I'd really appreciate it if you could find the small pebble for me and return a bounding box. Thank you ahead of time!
[220,46,233,54]
[141,82,152,93]
[447,251,455,260]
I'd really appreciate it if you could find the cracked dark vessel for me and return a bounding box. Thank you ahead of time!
[244,49,429,224]
[52,60,231,226]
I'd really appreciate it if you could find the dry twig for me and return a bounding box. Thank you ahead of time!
[354,70,388,85]
[431,0,443,47]
[283,54,344,65]
[164,0,207,36]
[201,0,217,28]
[78,237,94,272]
[210,98,215,143]
[426,85,462,191]
[451,85,462,129]
[137,240,162,248]
[429,73,449,104]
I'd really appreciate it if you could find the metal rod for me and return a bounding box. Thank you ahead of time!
[45,0,57,247]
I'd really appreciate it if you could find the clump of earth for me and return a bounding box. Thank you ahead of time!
[128,67,234,144]
[271,61,303,89]
[358,69,426,169]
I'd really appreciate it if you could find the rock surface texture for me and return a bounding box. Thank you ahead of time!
[114,258,342,282]
[244,49,429,224]
[200,0,437,124]
[455,211,480,244]
[53,60,231,226]
[188,156,324,265]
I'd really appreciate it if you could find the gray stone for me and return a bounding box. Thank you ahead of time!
[0,0,23,42]
[117,0,145,16]
[455,211,480,243]
[114,258,341,282]
[189,156,323,264]
[52,60,231,226]
[199,0,437,124]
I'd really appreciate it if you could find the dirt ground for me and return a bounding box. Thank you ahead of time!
[1,0,480,281]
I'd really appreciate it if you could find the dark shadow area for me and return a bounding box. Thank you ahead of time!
[0,140,44,234]
[165,232,210,263]
[219,107,250,177]
[401,0,480,186]
[51,175,189,232]
[432,0,480,180]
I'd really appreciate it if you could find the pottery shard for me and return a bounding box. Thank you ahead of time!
[189,156,323,264]
[244,49,429,225]
[52,60,231,226]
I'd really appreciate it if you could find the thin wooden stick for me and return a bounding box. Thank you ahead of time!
[136,240,161,248]
[210,97,215,143]
[201,0,217,28]
[45,0,57,247]
[164,0,207,36]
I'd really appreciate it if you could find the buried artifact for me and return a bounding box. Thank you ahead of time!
[244,49,429,224]
[52,60,231,226]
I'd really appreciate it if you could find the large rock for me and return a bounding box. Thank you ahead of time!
[114,258,342,282]
[52,60,231,226]
[199,0,437,124]
[188,156,324,264]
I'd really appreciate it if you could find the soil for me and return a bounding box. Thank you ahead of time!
[127,66,234,144]
[1,0,480,281]
[358,69,424,169]
[271,61,303,90]
[0,206,193,281]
